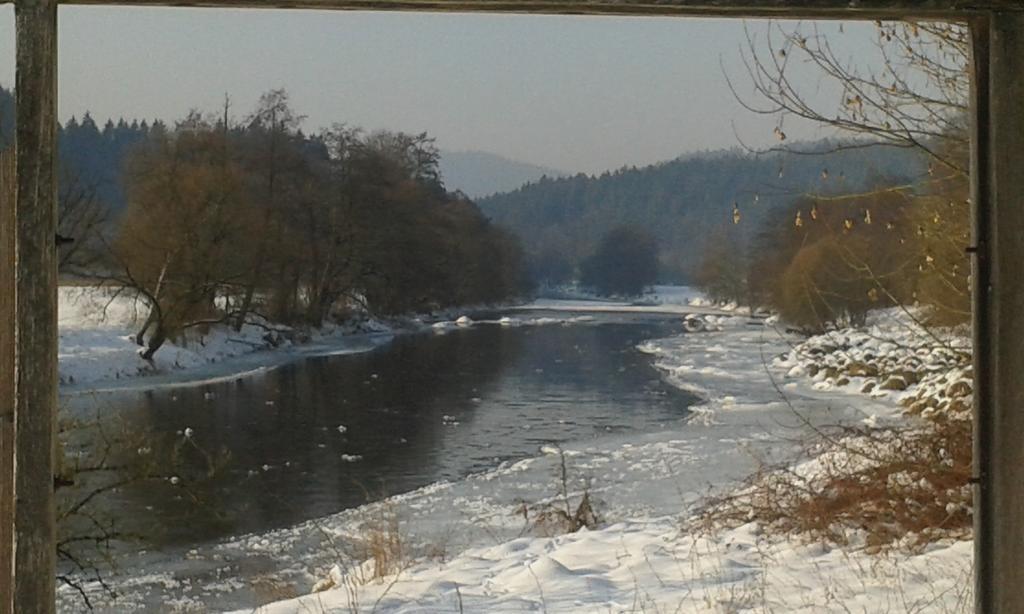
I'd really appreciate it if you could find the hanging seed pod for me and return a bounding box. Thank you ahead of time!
[867,288,880,302]
[810,203,819,221]
[732,202,741,225]
[863,209,872,224]
[794,210,804,228]
[843,218,854,232]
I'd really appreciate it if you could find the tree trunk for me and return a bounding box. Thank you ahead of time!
[134,308,156,346]
[233,284,255,332]
[141,322,167,361]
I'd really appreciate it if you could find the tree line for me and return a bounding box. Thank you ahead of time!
[0,88,530,359]
[478,144,924,287]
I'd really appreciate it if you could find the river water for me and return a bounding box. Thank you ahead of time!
[64,312,697,554]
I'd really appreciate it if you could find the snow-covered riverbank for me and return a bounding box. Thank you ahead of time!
[55,292,972,612]
[58,287,399,393]
[225,312,972,613]
[58,285,735,394]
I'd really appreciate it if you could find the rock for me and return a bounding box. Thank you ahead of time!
[947,398,970,414]
[948,381,973,398]
[907,400,930,415]
[880,376,908,391]
[835,376,851,387]
[846,361,879,377]
[900,370,921,385]
[860,381,876,394]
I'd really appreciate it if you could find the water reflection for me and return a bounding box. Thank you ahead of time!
[67,316,695,548]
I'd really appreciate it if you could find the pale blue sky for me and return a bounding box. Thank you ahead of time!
[0,8,872,173]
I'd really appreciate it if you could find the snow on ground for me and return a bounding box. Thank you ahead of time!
[57,287,589,393]
[213,312,971,614]
[58,287,397,392]
[57,284,729,392]
[56,294,972,612]
[249,518,970,614]
[517,285,748,318]
[772,308,972,424]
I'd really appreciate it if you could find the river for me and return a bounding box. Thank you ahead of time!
[63,312,697,558]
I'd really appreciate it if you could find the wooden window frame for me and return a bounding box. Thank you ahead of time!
[2,2,1022,611]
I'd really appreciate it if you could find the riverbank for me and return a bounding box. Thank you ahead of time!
[54,299,972,612]
[229,311,972,613]
[58,285,734,395]
[58,286,398,393]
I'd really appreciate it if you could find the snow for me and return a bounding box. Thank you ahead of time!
[246,518,970,614]
[58,286,396,392]
[55,290,973,612]
[57,285,632,394]
[216,309,970,614]
[515,285,751,318]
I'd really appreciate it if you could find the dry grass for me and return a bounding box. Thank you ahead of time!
[519,448,601,537]
[352,505,407,583]
[700,415,972,551]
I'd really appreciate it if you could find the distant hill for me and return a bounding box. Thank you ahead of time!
[477,145,927,283]
[439,150,566,199]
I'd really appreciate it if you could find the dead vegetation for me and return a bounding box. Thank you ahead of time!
[701,416,971,552]
[517,448,601,537]
[355,507,406,583]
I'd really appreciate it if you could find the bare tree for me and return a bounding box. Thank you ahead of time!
[727,20,972,326]
[232,89,306,330]
[730,20,969,176]
[113,115,248,360]
[56,167,110,276]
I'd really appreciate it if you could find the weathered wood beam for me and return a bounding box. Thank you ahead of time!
[1,0,1019,19]
[971,10,1024,614]
[0,149,15,614]
[969,15,992,614]
[12,1,58,613]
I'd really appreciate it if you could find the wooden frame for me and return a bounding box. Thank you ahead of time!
[1,1,1020,612]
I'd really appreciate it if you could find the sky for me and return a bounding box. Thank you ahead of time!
[0,7,875,174]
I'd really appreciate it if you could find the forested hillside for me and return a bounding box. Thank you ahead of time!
[478,146,925,283]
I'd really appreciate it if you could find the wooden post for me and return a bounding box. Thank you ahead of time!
[12,1,58,613]
[971,11,1024,614]
[0,149,15,614]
